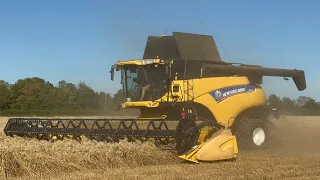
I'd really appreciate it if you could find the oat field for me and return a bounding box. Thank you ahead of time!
[1,116,320,180]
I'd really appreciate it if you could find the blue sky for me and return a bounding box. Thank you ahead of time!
[0,0,319,100]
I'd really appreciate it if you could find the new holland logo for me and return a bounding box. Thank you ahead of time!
[223,87,246,97]
[215,90,222,100]
[210,85,256,103]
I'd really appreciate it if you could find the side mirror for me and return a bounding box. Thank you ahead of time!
[110,66,114,81]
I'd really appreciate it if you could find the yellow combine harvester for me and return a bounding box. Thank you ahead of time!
[4,32,306,163]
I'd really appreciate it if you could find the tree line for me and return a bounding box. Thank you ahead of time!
[267,94,320,115]
[0,77,126,116]
[0,77,319,116]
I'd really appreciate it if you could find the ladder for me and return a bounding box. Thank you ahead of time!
[183,79,195,102]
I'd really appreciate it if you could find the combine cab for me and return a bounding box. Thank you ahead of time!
[4,32,307,163]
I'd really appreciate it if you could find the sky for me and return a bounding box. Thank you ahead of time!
[0,0,319,100]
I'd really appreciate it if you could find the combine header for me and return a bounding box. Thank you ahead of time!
[4,32,307,163]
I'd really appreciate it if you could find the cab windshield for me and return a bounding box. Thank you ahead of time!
[121,64,168,101]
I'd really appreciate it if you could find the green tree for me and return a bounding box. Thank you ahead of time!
[296,96,313,107]
[0,80,12,110]
[74,81,99,110]
[267,94,282,108]
[304,99,319,111]
[113,89,126,106]
[10,77,54,110]
[54,80,77,109]
[281,97,296,108]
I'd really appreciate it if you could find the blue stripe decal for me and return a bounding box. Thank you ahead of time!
[209,85,256,103]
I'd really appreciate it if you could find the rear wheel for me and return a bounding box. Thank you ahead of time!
[252,127,266,147]
[232,116,269,150]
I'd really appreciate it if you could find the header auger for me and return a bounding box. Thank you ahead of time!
[4,32,306,163]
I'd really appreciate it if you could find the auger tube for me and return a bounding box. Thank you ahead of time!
[202,62,306,91]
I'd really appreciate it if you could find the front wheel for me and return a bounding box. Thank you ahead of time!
[175,118,200,155]
[232,117,269,150]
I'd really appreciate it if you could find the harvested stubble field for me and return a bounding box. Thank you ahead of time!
[1,116,320,180]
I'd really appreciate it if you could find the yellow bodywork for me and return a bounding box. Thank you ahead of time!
[122,101,160,108]
[122,76,266,144]
[178,129,238,163]
[163,76,266,144]
[115,59,266,163]
[157,76,266,126]
[114,58,165,66]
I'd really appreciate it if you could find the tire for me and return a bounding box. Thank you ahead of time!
[175,118,200,155]
[232,116,269,150]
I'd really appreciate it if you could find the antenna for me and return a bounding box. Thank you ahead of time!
[160,30,167,37]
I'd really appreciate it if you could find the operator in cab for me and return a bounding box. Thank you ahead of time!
[133,67,153,101]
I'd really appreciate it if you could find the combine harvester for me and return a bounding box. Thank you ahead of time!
[4,32,306,163]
